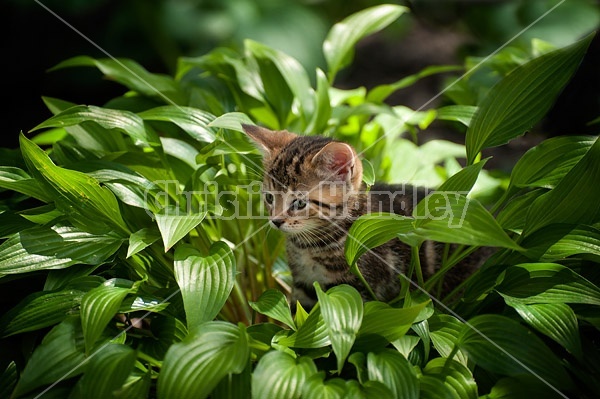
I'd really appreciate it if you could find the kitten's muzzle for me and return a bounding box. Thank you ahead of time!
[270,219,285,228]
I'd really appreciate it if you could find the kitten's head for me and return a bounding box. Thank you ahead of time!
[242,124,363,234]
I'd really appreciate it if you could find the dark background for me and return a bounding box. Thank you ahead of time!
[4,0,600,156]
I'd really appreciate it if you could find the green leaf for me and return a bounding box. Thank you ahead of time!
[19,135,129,234]
[138,105,217,143]
[423,358,478,399]
[127,228,161,258]
[246,40,314,120]
[428,314,469,366]
[367,65,463,104]
[138,315,188,361]
[249,289,295,330]
[520,224,600,261]
[12,317,85,398]
[367,349,419,399]
[360,157,375,186]
[523,135,600,236]
[315,283,363,372]
[50,56,183,104]
[0,288,84,337]
[306,68,332,134]
[251,350,318,399]
[413,193,522,249]
[31,105,160,148]
[358,301,428,342]
[457,314,572,390]
[76,343,137,399]
[436,105,478,127]
[208,112,254,132]
[80,279,131,354]
[437,158,489,193]
[466,33,594,164]
[345,213,415,267]
[508,136,594,190]
[324,4,408,82]
[174,242,236,330]
[155,206,207,251]
[0,166,52,201]
[0,211,35,238]
[273,305,330,349]
[485,375,567,399]
[496,263,600,305]
[302,375,346,399]
[505,300,582,360]
[158,321,249,399]
[0,362,17,399]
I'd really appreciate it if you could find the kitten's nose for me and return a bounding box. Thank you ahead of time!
[270,219,285,228]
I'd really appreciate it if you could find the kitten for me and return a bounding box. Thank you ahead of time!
[242,124,488,311]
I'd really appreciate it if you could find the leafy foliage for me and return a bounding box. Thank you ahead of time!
[1,4,599,398]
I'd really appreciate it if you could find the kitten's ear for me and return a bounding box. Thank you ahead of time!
[311,141,363,187]
[242,124,297,158]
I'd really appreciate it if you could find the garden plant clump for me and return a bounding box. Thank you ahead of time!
[1,4,600,398]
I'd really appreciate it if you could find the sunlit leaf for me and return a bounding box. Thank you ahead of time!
[155,206,207,251]
[138,105,217,143]
[273,305,330,349]
[324,4,408,82]
[367,349,419,399]
[174,242,236,330]
[504,300,582,360]
[158,321,249,399]
[80,279,132,354]
[249,289,295,330]
[315,283,363,372]
[0,166,51,201]
[423,358,477,399]
[127,228,161,258]
[436,105,478,127]
[428,314,469,366]
[251,350,318,399]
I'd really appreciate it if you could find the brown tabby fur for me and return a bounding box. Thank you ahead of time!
[243,124,491,311]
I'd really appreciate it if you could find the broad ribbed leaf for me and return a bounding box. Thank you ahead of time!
[50,56,183,104]
[509,136,594,190]
[302,375,346,399]
[76,343,137,399]
[457,314,572,390]
[367,349,419,399]
[345,213,416,266]
[80,280,131,354]
[20,135,129,234]
[273,305,330,349]
[0,289,84,337]
[436,105,478,127]
[505,300,582,360]
[523,135,600,236]
[127,228,161,258]
[466,33,594,164]
[31,105,160,148]
[437,159,488,193]
[251,350,318,399]
[174,242,235,330]
[497,263,600,305]
[249,289,295,330]
[158,322,249,399]
[315,284,363,372]
[520,224,600,261]
[306,68,331,134]
[246,40,314,119]
[139,315,188,361]
[428,314,469,366]
[361,158,375,186]
[423,358,477,399]
[358,301,427,342]
[0,225,122,275]
[486,375,567,399]
[212,363,251,399]
[12,317,85,398]
[0,362,17,399]
[324,4,408,82]
[413,193,521,249]
[155,206,207,251]
[0,166,51,201]
[138,106,217,143]
[208,112,254,132]
[119,294,170,314]
[419,375,456,399]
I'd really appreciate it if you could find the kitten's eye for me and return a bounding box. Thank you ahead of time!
[291,199,307,211]
[264,192,274,205]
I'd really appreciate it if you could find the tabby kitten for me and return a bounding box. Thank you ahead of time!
[243,124,486,311]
